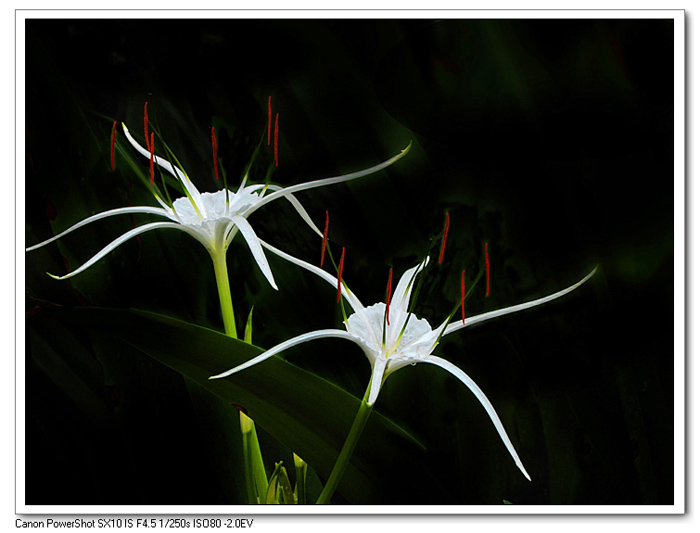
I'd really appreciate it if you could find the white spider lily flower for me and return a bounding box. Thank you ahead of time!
[211,242,597,480]
[26,123,411,289]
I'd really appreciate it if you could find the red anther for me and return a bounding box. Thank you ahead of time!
[149,132,155,185]
[144,102,150,151]
[461,269,466,324]
[337,247,345,304]
[320,210,329,267]
[485,242,491,297]
[274,113,279,167]
[211,126,219,181]
[439,211,450,265]
[385,267,393,325]
[110,120,116,171]
[267,95,272,146]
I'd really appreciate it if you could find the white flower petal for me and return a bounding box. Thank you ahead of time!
[266,185,323,238]
[258,239,366,314]
[122,123,206,215]
[257,240,384,354]
[367,357,388,406]
[389,256,430,328]
[420,355,531,481]
[346,302,385,356]
[227,186,264,215]
[229,215,277,290]
[241,143,412,219]
[26,206,169,252]
[392,314,436,356]
[208,328,367,380]
[47,221,184,280]
[443,267,598,337]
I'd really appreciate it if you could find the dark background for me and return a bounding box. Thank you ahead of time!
[24,18,674,505]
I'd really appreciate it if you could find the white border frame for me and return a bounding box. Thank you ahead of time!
[14,8,685,516]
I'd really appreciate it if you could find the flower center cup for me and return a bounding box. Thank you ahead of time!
[169,188,262,226]
[345,303,435,364]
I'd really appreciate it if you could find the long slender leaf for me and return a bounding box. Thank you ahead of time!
[54,307,442,504]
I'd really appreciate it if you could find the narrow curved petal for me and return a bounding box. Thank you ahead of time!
[230,215,278,290]
[222,219,239,248]
[367,357,388,406]
[26,206,169,252]
[390,256,430,325]
[122,123,205,212]
[241,142,412,218]
[258,239,384,358]
[122,123,181,180]
[258,238,366,315]
[266,185,323,238]
[47,221,184,280]
[444,267,598,337]
[420,355,531,481]
[209,328,366,380]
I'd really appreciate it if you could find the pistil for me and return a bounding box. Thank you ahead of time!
[439,211,450,265]
[211,126,219,181]
[144,102,150,151]
[321,210,329,267]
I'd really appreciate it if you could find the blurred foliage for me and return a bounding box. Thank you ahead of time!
[24,18,674,505]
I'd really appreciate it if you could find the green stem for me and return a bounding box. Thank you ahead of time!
[240,411,269,503]
[240,414,257,504]
[248,418,269,499]
[212,249,268,503]
[211,250,237,339]
[316,381,374,504]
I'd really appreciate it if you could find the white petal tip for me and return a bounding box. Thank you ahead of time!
[367,390,380,406]
[209,365,245,380]
[46,272,63,280]
[517,462,532,481]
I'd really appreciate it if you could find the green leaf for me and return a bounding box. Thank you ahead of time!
[244,306,254,345]
[53,307,441,504]
[265,462,295,504]
[294,453,308,505]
